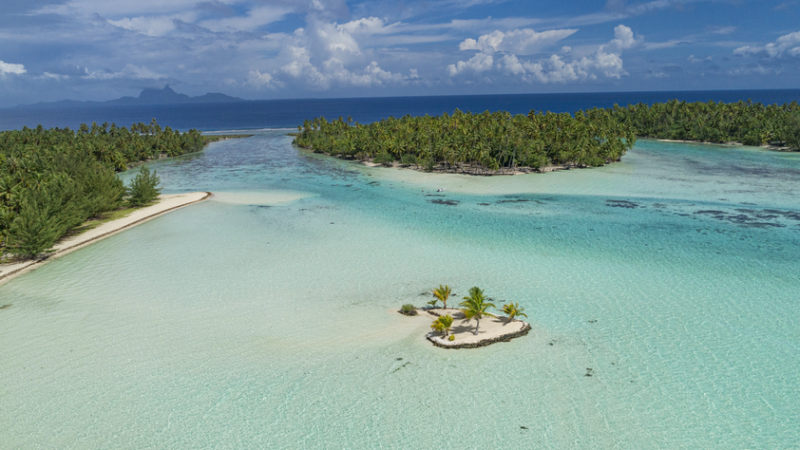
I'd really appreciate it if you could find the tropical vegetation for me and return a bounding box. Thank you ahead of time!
[294,108,637,173]
[430,314,454,337]
[502,302,528,325]
[0,120,217,260]
[295,100,800,175]
[432,284,452,309]
[459,286,496,335]
[611,99,800,147]
[400,304,417,316]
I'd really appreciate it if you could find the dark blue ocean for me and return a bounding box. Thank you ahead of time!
[2,89,800,132]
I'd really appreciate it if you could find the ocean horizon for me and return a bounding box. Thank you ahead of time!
[3,88,800,132]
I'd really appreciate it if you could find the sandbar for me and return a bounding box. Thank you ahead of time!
[409,308,530,349]
[0,191,211,286]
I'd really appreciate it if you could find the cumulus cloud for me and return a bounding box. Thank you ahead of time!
[734,31,800,58]
[247,70,274,88]
[457,28,577,55]
[605,24,640,51]
[450,24,636,83]
[447,53,494,76]
[0,61,26,75]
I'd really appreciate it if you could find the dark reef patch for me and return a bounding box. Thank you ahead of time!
[606,200,641,209]
[429,199,459,206]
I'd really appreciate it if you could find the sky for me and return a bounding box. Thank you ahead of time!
[0,0,799,106]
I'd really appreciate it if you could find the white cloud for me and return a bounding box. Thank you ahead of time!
[39,72,68,80]
[450,24,634,82]
[458,28,577,55]
[247,70,274,88]
[108,15,187,37]
[709,26,736,35]
[447,52,494,76]
[734,31,800,58]
[644,39,687,50]
[0,60,26,75]
[338,17,396,35]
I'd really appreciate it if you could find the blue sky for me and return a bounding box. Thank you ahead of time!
[0,0,798,106]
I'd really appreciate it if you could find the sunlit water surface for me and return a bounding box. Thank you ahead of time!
[1,132,799,449]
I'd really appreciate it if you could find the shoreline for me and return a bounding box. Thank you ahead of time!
[0,191,211,287]
[655,138,796,152]
[302,147,613,176]
[407,307,531,349]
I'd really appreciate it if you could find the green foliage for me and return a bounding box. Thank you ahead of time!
[0,120,206,258]
[430,314,454,336]
[432,284,452,309]
[8,189,62,259]
[372,152,395,165]
[502,302,528,324]
[459,286,496,335]
[400,154,417,165]
[400,304,417,315]
[427,298,439,308]
[613,99,800,148]
[783,115,800,150]
[126,166,162,207]
[448,334,455,341]
[293,108,637,172]
[294,101,800,176]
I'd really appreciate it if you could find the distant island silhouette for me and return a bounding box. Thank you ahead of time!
[18,85,245,109]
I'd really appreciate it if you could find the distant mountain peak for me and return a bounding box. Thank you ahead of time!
[16,85,245,109]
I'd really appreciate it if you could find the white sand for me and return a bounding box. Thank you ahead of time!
[412,308,529,347]
[0,192,210,286]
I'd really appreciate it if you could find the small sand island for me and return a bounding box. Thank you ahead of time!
[400,285,531,349]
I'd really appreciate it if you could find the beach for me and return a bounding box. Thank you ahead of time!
[0,191,210,287]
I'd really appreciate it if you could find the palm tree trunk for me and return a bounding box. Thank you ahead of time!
[474,318,480,335]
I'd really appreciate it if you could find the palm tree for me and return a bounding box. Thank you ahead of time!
[502,303,528,325]
[432,284,452,309]
[438,314,454,336]
[459,286,496,335]
[431,314,455,336]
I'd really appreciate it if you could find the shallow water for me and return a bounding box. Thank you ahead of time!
[2,132,799,449]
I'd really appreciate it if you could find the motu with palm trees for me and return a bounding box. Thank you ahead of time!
[294,100,800,176]
[406,285,532,349]
[294,108,636,174]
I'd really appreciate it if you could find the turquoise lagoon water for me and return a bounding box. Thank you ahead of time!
[1,132,799,449]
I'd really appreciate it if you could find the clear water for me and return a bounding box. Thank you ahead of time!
[1,132,799,449]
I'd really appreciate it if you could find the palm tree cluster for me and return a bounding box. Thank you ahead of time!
[0,120,207,259]
[293,108,637,173]
[611,99,800,148]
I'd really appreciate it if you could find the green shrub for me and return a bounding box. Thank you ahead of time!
[126,166,162,207]
[418,157,436,171]
[400,304,417,316]
[448,334,455,341]
[373,152,395,165]
[400,154,417,166]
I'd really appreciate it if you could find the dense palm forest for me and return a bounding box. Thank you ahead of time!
[611,100,800,147]
[294,108,637,173]
[294,100,800,173]
[0,120,208,259]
